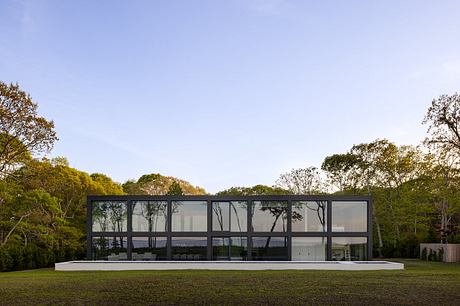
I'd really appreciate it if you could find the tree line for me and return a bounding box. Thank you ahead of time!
[0,81,459,271]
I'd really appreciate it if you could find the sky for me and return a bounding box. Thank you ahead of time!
[1,0,460,193]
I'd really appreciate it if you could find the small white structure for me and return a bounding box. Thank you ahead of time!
[55,260,404,271]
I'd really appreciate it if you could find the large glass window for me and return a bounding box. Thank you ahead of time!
[92,237,127,260]
[171,237,207,260]
[251,201,288,232]
[331,237,367,261]
[292,201,327,232]
[132,201,168,232]
[291,237,327,261]
[131,237,167,260]
[92,201,127,232]
[172,201,207,232]
[212,201,247,232]
[331,201,367,232]
[212,237,248,260]
[251,237,288,260]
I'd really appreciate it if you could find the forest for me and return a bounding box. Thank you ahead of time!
[0,81,459,271]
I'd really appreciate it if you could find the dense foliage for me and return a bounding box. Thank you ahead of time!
[0,82,459,271]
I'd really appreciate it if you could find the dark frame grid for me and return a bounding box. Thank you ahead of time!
[87,195,372,261]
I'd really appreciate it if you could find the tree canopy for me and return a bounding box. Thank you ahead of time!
[0,82,57,178]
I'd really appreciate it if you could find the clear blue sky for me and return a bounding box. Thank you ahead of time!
[1,0,460,193]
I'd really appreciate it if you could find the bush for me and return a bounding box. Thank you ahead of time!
[0,248,13,271]
[421,247,427,260]
[0,243,82,272]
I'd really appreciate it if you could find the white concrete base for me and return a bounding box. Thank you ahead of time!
[55,260,404,271]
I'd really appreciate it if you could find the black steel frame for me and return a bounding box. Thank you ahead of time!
[87,195,372,261]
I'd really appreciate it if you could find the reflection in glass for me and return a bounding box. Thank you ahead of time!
[131,237,167,260]
[292,201,327,232]
[332,237,367,261]
[171,237,207,260]
[252,237,288,260]
[92,237,127,260]
[212,237,247,260]
[251,201,288,232]
[212,202,247,232]
[332,201,367,232]
[172,201,207,232]
[92,201,127,232]
[291,237,327,261]
[132,201,168,232]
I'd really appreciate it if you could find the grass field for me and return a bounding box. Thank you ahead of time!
[0,259,459,305]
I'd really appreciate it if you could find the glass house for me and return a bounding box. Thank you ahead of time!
[87,195,372,261]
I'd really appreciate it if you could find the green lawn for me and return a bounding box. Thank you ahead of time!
[0,260,459,305]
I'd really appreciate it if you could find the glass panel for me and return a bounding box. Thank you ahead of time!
[212,237,248,260]
[332,237,368,261]
[251,201,288,232]
[131,237,167,260]
[292,201,327,232]
[92,201,127,232]
[171,237,207,260]
[212,201,247,232]
[251,237,288,260]
[291,237,327,261]
[92,237,127,260]
[172,201,207,232]
[332,201,367,232]
[132,201,168,232]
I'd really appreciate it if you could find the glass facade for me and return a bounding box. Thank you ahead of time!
[92,237,127,260]
[172,201,207,232]
[131,237,167,260]
[292,201,327,232]
[171,237,207,260]
[88,196,371,261]
[331,237,368,261]
[132,201,168,232]
[331,201,367,232]
[291,237,327,261]
[92,201,128,232]
[212,237,248,260]
[251,201,288,232]
[252,237,288,260]
[212,201,247,232]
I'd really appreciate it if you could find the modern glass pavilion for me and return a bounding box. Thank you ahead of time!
[87,195,372,261]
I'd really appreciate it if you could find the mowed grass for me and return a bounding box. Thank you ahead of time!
[0,260,459,305]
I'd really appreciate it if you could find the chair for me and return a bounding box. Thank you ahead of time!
[172,254,180,260]
[193,254,200,260]
[180,254,187,260]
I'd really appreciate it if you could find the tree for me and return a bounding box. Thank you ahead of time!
[216,185,290,196]
[124,173,206,195]
[275,166,327,194]
[424,145,460,243]
[423,92,460,152]
[14,158,123,231]
[90,173,124,195]
[166,181,183,195]
[321,153,361,193]
[0,82,57,177]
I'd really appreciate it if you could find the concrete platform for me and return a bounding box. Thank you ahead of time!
[55,260,404,271]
